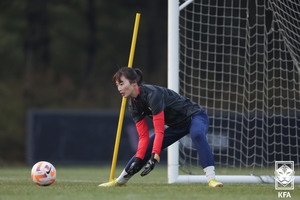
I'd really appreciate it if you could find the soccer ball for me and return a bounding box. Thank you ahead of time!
[31,161,56,186]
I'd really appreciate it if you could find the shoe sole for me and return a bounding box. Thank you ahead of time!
[209,184,223,187]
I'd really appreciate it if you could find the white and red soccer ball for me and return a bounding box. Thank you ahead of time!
[31,161,56,186]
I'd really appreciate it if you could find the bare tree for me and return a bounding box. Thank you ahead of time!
[84,0,97,87]
[25,0,50,93]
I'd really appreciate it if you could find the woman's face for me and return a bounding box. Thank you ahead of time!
[115,75,137,98]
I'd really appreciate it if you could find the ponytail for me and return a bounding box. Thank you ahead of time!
[134,68,143,85]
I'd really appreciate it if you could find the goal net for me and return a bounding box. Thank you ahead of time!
[168,0,300,183]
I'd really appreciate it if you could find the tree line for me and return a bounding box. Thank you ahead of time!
[0,0,167,163]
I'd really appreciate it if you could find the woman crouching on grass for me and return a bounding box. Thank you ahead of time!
[99,67,223,187]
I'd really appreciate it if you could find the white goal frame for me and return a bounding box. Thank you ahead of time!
[167,0,300,184]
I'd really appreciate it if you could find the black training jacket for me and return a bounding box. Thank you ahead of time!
[128,84,202,128]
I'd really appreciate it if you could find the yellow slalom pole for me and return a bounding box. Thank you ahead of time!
[109,13,141,181]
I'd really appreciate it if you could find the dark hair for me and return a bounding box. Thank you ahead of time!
[112,67,144,85]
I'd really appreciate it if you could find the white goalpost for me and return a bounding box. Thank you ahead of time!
[167,0,300,184]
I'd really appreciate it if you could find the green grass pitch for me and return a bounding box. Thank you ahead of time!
[0,165,299,200]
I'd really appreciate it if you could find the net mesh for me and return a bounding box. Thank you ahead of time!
[178,0,300,175]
